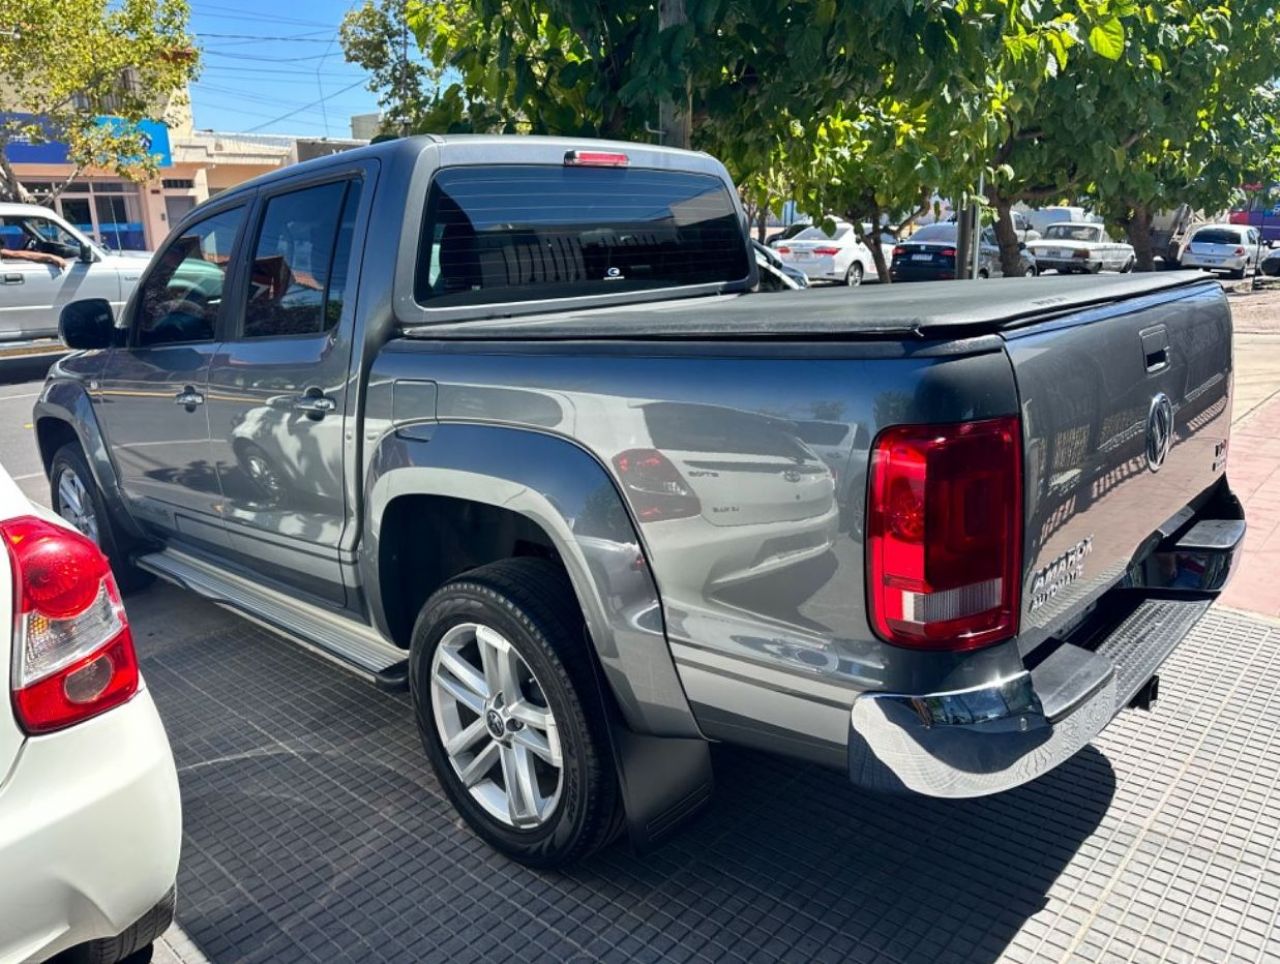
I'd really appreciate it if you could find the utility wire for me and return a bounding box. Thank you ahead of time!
[243,79,366,133]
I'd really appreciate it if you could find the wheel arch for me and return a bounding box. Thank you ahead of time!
[361,422,701,741]
[33,382,146,543]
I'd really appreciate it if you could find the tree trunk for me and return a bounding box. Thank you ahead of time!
[851,204,891,283]
[989,194,1025,277]
[955,205,973,279]
[755,208,767,244]
[1127,204,1156,271]
[0,147,30,203]
[657,0,691,150]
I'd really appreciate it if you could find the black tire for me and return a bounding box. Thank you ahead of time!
[1229,267,1246,280]
[409,558,623,867]
[65,885,174,964]
[1121,257,1135,273]
[977,268,989,279]
[49,443,152,593]
[1088,261,1103,274]
[844,262,864,286]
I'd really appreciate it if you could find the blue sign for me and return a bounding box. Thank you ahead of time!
[2,113,171,167]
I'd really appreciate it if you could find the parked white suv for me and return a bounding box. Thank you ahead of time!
[0,463,181,963]
[0,203,150,342]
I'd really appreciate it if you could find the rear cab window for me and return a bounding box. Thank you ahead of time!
[414,164,750,308]
[1193,228,1244,245]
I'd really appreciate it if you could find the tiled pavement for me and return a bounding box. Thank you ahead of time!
[1220,388,1280,617]
[137,597,1280,964]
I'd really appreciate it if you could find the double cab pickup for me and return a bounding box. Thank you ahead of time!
[37,136,1244,865]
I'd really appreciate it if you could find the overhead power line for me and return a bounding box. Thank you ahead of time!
[243,79,367,132]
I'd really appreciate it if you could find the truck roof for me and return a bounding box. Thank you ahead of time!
[403,272,1220,341]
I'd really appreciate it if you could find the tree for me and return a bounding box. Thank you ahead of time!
[340,0,439,137]
[0,0,197,202]
[406,0,1094,197]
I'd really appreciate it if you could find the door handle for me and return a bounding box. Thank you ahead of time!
[2,274,22,284]
[292,391,337,417]
[174,387,204,407]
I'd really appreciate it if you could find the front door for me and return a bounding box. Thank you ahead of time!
[94,203,248,552]
[205,172,368,607]
[0,211,119,340]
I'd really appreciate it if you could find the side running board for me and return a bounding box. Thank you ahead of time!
[135,548,407,679]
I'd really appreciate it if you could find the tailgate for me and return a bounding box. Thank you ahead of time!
[1005,282,1233,642]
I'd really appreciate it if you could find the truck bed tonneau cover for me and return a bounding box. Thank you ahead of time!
[403,273,1215,341]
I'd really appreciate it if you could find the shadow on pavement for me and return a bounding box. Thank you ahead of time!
[141,614,1114,964]
[0,351,65,387]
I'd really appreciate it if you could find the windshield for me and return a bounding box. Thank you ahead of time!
[910,223,956,242]
[414,165,751,307]
[1193,228,1244,245]
[793,225,850,241]
[1044,224,1102,242]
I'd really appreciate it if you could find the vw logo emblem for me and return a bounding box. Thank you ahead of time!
[1146,393,1173,472]
[783,469,803,483]
[485,708,505,740]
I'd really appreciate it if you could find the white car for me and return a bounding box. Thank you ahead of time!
[1026,222,1136,274]
[774,221,874,286]
[0,463,181,963]
[1181,223,1261,279]
[0,203,151,342]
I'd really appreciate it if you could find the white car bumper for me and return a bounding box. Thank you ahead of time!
[1183,252,1247,271]
[0,688,181,963]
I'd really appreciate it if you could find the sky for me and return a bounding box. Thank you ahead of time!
[187,0,385,138]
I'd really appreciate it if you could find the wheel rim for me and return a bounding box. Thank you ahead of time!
[846,264,863,286]
[431,622,563,829]
[56,465,100,545]
[245,452,284,501]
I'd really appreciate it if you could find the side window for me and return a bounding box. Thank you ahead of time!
[241,179,360,339]
[0,215,79,258]
[134,207,244,347]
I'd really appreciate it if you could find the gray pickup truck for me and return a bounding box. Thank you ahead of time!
[37,136,1244,867]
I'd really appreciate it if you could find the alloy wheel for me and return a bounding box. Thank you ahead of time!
[430,622,563,829]
[56,465,100,545]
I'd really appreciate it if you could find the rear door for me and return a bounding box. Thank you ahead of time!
[204,163,372,608]
[1005,283,1232,645]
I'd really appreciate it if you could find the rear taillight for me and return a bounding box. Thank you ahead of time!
[613,449,701,522]
[893,246,906,257]
[1072,249,1090,259]
[776,246,791,254]
[940,247,957,258]
[4,516,138,734]
[866,417,1022,651]
[1234,246,1246,256]
[813,246,840,256]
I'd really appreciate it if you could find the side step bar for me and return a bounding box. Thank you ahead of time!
[136,548,407,677]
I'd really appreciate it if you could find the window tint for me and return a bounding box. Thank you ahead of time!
[1045,224,1101,241]
[793,224,849,241]
[243,179,360,338]
[910,223,956,242]
[415,165,750,307]
[1194,228,1243,245]
[135,207,243,346]
[643,403,814,460]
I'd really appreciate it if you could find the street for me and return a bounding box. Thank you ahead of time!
[2,284,1280,962]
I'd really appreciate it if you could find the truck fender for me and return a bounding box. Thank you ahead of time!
[363,423,713,850]
[33,382,147,543]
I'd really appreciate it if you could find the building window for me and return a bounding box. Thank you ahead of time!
[162,179,194,190]
[21,179,147,251]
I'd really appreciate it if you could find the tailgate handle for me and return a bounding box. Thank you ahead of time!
[1140,325,1170,373]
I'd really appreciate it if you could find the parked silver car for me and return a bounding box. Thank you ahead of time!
[1181,223,1260,278]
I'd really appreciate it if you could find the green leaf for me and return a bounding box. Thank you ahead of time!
[1087,18,1126,60]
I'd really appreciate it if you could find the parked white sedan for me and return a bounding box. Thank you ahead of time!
[0,463,181,963]
[1181,223,1261,279]
[774,221,874,286]
[1026,222,1136,274]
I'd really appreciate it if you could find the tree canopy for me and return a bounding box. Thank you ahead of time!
[0,0,198,202]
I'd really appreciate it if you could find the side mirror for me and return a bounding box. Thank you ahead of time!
[78,242,95,264]
[59,298,115,350]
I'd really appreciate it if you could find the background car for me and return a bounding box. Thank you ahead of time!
[0,203,150,343]
[766,221,811,248]
[0,460,181,963]
[1181,223,1261,278]
[774,221,874,285]
[1259,244,1280,277]
[891,222,1038,281]
[1027,222,1136,273]
[752,238,809,290]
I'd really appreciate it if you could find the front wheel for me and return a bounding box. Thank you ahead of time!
[50,443,152,593]
[1121,257,1135,273]
[410,559,623,867]
[844,262,864,286]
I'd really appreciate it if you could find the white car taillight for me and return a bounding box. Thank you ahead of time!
[4,515,138,734]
